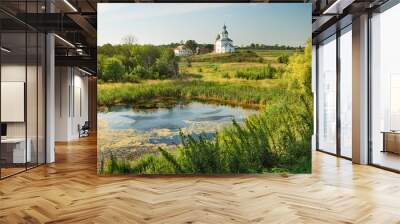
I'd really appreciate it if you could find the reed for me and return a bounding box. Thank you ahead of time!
[98,80,286,108]
[99,93,312,174]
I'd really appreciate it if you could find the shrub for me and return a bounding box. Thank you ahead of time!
[277,54,289,64]
[122,72,140,83]
[100,93,312,174]
[98,45,178,81]
[102,57,125,82]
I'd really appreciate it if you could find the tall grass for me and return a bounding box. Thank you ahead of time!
[234,64,278,80]
[98,80,286,108]
[99,41,313,175]
[190,51,262,63]
[100,92,312,174]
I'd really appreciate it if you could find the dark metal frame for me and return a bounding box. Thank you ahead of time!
[315,22,353,161]
[367,10,373,166]
[336,26,341,158]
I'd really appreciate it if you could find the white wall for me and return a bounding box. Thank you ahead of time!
[55,67,70,141]
[312,45,317,151]
[55,67,89,141]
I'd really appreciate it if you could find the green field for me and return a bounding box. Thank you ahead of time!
[97,43,312,175]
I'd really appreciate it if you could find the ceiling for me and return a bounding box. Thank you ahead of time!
[0,0,97,74]
[311,0,390,43]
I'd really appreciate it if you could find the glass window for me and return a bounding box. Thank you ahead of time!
[1,31,28,177]
[318,35,337,154]
[339,26,352,158]
[371,3,400,171]
[0,1,46,179]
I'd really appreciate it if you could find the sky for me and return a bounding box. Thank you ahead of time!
[98,3,311,47]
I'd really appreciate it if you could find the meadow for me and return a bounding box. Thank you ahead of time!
[97,43,312,174]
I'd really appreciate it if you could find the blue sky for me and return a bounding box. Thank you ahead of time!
[98,3,311,47]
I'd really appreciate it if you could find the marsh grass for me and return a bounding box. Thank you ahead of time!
[97,80,286,108]
[98,43,313,175]
[100,93,312,174]
[190,51,262,63]
[234,64,278,80]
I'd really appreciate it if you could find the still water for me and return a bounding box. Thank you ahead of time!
[98,101,257,146]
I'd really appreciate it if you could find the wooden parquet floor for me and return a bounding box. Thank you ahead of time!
[1,135,400,224]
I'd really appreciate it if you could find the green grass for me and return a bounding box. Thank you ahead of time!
[179,49,289,82]
[98,79,286,108]
[190,51,263,63]
[100,93,312,174]
[234,64,279,80]
[98,45,313,175]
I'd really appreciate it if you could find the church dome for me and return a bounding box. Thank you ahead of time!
[222,24,228,35]
[215,24,235,54]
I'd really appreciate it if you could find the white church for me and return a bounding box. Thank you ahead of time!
[215,24,235,53]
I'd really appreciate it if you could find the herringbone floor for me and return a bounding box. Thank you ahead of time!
[1,136,400,224]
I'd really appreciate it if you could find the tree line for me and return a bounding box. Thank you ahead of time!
[240,43,303,50]
[98,44,179,82]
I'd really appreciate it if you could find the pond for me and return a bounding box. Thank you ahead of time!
[98,101,257,159]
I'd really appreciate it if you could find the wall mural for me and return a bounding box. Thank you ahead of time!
[97,3,312,174]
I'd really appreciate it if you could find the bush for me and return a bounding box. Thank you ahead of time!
[100,93,312,174]
[122,72,140,83]
[277,54,289,64]
[102,57,125,82]
[98,44,179,82]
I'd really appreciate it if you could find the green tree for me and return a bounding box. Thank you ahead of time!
[184,40,198,53]
[277,54,289,64]
[103,57,125,82]
[156,49,179,78]
[98,43,117,56]
[284,39,312,96]
[97,54,106,81]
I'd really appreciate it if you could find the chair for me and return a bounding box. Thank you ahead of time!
[79,121,90,138]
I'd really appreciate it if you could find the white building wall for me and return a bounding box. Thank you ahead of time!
[215,40,235,53]
[55,67,89,141]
